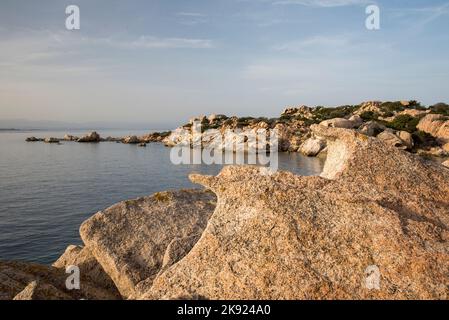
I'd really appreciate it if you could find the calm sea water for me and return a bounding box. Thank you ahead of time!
[0,129,324,265]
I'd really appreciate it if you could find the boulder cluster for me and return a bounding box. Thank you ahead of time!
[162,101,449,163]
[6,123,449,300]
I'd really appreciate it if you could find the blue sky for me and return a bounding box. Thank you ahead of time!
[0,0,449,127]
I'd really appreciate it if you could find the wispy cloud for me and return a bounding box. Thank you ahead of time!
[122,36,214,49]
[390,2,449,27]
[273,35,351,52]
[177,12,206,17]
[176,11,209,25]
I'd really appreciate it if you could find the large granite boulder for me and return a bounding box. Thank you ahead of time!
[358,121,385,137]
[319,118,359,129]
[377,130,407,149]
[79,189,216,298]
[397,131,414,150]
[144,125,449,300]
[299,137,326,157]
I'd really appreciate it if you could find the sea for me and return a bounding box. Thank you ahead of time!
[0,129,324,264]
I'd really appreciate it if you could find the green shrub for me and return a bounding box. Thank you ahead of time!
[360,111,379,121]
[430,103,449,116]
[409,100,426,110]
[380,101,405,114]
[312,105,359,122]
[386,114,420,133]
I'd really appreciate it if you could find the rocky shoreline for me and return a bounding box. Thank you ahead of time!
[25,101,449,165]
[3,118,449,300]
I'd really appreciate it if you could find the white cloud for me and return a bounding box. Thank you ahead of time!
[120,36,214,49]
[273,35,351,52]
[175,12,209,25]
[390,2,449,27]
[176,12,207,17]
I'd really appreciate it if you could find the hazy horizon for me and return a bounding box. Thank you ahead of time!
[1,0,449,125]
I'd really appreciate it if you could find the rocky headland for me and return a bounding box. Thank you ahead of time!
[25,101,449,165]
[5,117,449,300]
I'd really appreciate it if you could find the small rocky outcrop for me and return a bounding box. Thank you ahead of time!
[354,101,382,115]
[25,137,42,142]
[63,134,79,141]
[44,137,60,144]
[79,189,216,298]
[123,135,140,144]
[78,132,100,143]
[281,106,314,119]
[141,132,170,143]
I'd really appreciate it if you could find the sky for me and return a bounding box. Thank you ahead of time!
[0,0,449,128]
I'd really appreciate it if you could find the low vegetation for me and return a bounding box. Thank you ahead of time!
[385,114,420,133]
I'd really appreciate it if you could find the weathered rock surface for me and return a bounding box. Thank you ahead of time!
[442,160,449,168]
[25,137,43,142]
[300,137,326,157]
[79,189,216,298]
[144,125,449,300]
[397,131,414,150]
[417,114,449,142]
[354,101,382,116]
[53,245,120,298]
[377,130,407,149]
[13,281,72,300]
[358,121,385,137]
[0,261,118,300]
[63,134,79,141]
[44,137,60,143]
[319,118,359,129]
[123,135,140,144]
[157,234,202,276]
